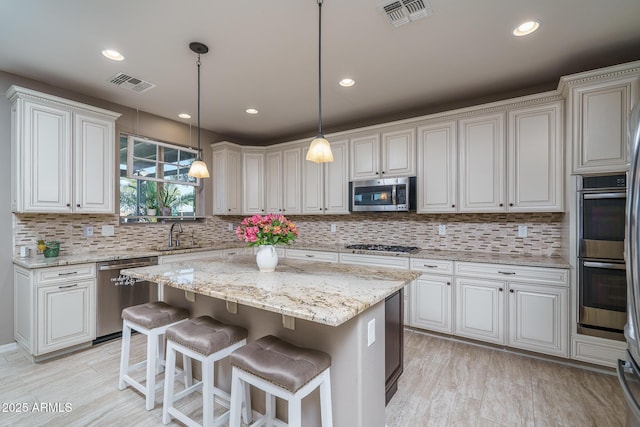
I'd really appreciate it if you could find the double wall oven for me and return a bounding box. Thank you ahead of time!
[578,174,627,341]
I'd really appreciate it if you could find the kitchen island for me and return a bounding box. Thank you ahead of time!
[122,255,419,427]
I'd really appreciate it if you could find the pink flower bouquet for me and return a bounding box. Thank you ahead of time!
[236,214,299,247]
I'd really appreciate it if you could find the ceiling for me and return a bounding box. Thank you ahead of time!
[1,0,640,145]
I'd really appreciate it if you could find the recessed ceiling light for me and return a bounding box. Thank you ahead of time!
[101,49,125,61]
[245,108,259,115]
[178,113,191,119]
[339,78,355,87]
[513,20,540,37]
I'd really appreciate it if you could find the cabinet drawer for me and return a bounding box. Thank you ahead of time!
[339,253,409,269]
[286,249,338,263]
[455,262,568,286]
[410,258,454,274]
[36,263,96,284]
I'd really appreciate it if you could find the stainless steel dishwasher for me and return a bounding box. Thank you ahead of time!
[95,256,159,342]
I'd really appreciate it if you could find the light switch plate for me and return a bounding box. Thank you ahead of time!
[331,223,337,233]
[438,224,446,236]
[228,223,233,231]
[82,225,93,237]
[518,225,528,238]
[367,318,375,347]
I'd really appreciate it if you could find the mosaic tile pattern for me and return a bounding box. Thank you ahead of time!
[13,212,564,258]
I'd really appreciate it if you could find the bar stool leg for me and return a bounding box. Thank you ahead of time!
[289,394,302,427]
[118,320,132,390]
[266,392,276,424]
[183,353,193,388]
[202,360,214,427]
[319,369,333,427]
[145,330,158,410]
[157,333,165,374]
[162,341,177,425]
[229,367,243,427]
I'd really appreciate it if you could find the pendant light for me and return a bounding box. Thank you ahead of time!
[306,0,334,163]
[187,41,210,178]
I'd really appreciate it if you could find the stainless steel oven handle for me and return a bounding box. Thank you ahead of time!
[98,262,155,271]
[583,261,626,270]
[583,192,626,200]
[617,359,640,421]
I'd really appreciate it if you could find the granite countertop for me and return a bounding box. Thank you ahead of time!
[13,242,570,269]
[122,256,420,327]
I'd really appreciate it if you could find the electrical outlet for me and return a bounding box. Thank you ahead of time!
[438,224,446,236]
[82,225,93,238]
[101,225,114,236]
[518,225,528,238]
[331,223,336,233]
[228,223,233,231]
[367,319,376,347]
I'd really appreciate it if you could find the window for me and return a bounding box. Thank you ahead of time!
[119,134,202,222]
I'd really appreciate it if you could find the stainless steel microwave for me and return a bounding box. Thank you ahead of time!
[349,177,416,212]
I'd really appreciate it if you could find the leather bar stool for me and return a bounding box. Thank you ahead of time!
[229,335,333,427]
[118,301,190,410]
[162,315,248,427]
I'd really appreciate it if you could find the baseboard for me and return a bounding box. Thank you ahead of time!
[0,341,17,353]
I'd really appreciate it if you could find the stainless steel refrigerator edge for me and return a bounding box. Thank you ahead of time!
[618,103,640,427]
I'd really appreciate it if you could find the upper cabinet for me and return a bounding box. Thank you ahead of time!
[265,146,302,215]
[561,61,640,174]
[303,139,349,214]
[417,121,457,213]
[458,112,506,212]
[211,142,242,215]
[350,128,415,180]
[7,86,120,214]
[242,148,265,215]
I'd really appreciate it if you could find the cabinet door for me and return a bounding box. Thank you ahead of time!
[411,275,453,334]
[417,122,457,213]
[350,134,380,180]
[212,147,242,215]
[74,112,115,213]
[265,150,283,214]
[20,100,72,212]
[302,145,324,214]
[571,76,638,174]
[36,279,95,355]
[508,102,563,212]
[508,283,568,357]
[458,113,506,212]
[282,147,302,214]
[324,139,349,214]
[381,129,415,177]
[242,152,265,215]
[454,277,505,344]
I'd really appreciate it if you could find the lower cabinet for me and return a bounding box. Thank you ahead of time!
[14,263,96,358]
[409,258,454,333]
[454,277,505,344]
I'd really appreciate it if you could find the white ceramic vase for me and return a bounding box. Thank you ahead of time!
[256,245,278,272]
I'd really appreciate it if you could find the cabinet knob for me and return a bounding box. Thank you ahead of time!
[499,287,503,292]
[509,289,514,293]
[375,172,379,175]
[451,204,455,208]
[76,204,80,208]
[228,209,231,212]
[324,208,327,210]
[509,203,514,207]
[283,209,286,212]
[499,203,504,207]
[381,171,385,174]
[446,281,451,286]
[66,203,71,207]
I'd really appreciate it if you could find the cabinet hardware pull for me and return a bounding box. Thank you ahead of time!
[446,282,451,286]
[498,271,516,275]
[57,271,78,276]
[66,203,71,207]
[509,289,514,293]
[499,287,503,292]
[451,204,455,208]
[509,203,513,207]
[305,254,315,258]
[58,284,78,289]
[76,204,80,207]
[375,172,379,175]
[499,203,504,207]
[423,264,438,268]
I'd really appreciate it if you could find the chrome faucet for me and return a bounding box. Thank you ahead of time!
[169,222,183,247]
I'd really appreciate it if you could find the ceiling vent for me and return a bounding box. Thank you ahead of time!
[108,72,156,93]
[378,0,432,27]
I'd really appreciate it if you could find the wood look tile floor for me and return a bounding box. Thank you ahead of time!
[0,330,625,427]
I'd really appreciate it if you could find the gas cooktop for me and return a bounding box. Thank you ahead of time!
[344,244,421,254]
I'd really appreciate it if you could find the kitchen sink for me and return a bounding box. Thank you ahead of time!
[154,245,202,252]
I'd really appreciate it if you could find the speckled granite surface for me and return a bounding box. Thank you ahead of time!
[13,242,570,269]
[122,256,420,326]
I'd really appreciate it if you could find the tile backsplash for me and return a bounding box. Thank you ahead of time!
[13,212,564,258]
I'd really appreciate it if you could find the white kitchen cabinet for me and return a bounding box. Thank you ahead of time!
[159,250,224,264]
[454,262,569,357]
[507,102,563,212]
[265,146,302,215]
[562,62,640,174]
[302,139,349,214]
[416,121,457,213]
[211,142,242,215]
[285,248,339,263]
[349,129,415,180]
[409,258,454,332]
[458,112,506,212]
[14,263,96,359]
[7,86,120,213]
[339,252,409,269]
[242,149,265,215]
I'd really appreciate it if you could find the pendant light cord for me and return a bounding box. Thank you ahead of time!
[317,0,323,137]
[197,54,202,160]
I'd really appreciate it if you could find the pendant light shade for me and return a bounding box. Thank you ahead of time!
[306,0,334,163]
[188,41,210,179]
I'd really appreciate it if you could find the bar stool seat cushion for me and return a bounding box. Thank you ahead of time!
[230,335,331,393]
[121,301,189,330]
[166,315,248,356]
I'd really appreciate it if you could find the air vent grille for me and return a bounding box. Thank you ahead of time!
[108,72,156,93]
[379,0,432,27]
